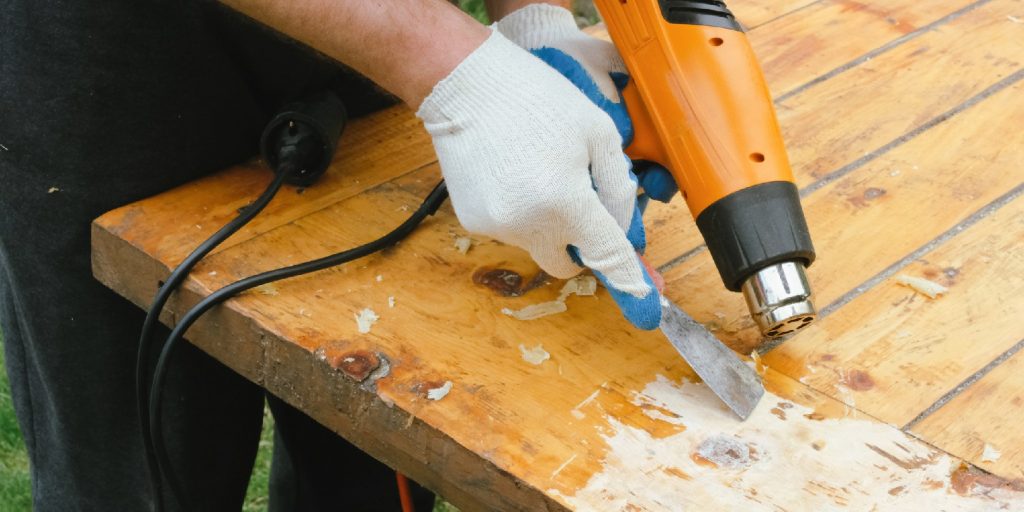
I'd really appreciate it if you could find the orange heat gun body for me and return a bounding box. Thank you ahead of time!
[594,0,817,338]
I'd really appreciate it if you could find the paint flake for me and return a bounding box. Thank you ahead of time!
[981,443,1002,463]
[502,301,567,320]
[895,274,948,299]
[426,380,452,401]
[454,236,473,254]
[253,283,279,296]
[355,308,379,334]
[501,275,597,321]
[519,344,550,365]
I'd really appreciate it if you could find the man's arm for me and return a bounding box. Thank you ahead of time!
[220,0,489,108]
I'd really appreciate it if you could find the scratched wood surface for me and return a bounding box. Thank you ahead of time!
[91,0,1024,510]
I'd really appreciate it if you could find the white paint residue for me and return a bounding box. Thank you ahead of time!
[254,283,279,296]
[551,374,1022,511]
[355,308,379,334]
[982,443,1002,463]
[502,275,597,321]
[558,275,598,300]
[426,380,452,401]
[388,296,396,308]
[502,301,567,320]
[454,236,473,254]
[375,274,383,282]
[551,454,577,479]
[519,344,550,365]
[895,274,948,299]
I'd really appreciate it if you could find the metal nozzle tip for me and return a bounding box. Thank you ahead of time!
[742,261,816,338]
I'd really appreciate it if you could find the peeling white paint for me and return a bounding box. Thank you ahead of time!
[552,375,1022,511]
[454,236,473,254]
[502,301,567,320]
[427,380,452,401]
[895,274,948,299]
[355,308,379,334]
[982,443,1002,463]
[519,344,550,365]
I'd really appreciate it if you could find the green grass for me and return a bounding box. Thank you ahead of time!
[459,0,490,24]
[242,407,275,512]
[0,335,32,512]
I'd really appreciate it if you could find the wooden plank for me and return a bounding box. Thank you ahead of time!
[645,0,1018,267]
[750,0,980,96]
[656,5,1024,355]
[731,0,821,29]
[763,189,1024,427]
[777,0,1024,187]
[93,166,1024,510]
[912,347,1024,479]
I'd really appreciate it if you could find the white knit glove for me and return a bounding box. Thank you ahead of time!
[416,29,652,305]
[496,4,626,106]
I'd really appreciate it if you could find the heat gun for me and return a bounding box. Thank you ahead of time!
[594,0,817,338]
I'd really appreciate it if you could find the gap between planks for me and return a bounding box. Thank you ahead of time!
[902,336,1024,431]
[773,0,995,102]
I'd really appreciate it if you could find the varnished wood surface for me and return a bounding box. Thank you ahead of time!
[92,1,1024,509]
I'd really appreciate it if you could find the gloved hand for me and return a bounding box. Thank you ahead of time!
[495,4,680,328]
[495,4,678,205]
[417,29,662,329]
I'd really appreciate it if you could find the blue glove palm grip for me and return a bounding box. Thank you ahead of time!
[532,47,665,330]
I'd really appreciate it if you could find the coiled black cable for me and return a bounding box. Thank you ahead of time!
[150,181,448,510]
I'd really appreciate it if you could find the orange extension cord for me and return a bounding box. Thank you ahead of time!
[396,472,415,512]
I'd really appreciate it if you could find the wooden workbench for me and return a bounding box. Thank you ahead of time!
[92,1,1024,509]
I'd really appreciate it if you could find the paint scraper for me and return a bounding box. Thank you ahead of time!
[659,296,764,420]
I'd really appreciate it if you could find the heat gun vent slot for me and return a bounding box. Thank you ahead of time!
[658,0,743,32]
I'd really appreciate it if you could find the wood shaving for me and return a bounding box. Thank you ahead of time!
[454,236,473,254]
[502,301,567,320]
[355,308,379,333]
[981,443,1002,463]
[426,380,452,401]
[253,283,279,296]
[502,275,597,321]
[519,344,550,365]
[894,274,948,299]
[1009,15,1022,23]
[558,275,598,300]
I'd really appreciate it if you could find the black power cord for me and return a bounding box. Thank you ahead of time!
[150,180,448,508]
[136,167,289,511]
[138,91,349,511]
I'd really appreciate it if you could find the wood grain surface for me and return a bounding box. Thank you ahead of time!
[92,0,1024,510]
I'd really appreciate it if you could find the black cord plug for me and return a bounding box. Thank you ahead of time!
[260,91,348,187]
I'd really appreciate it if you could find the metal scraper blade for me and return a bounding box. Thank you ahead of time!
[659,297,765,420]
